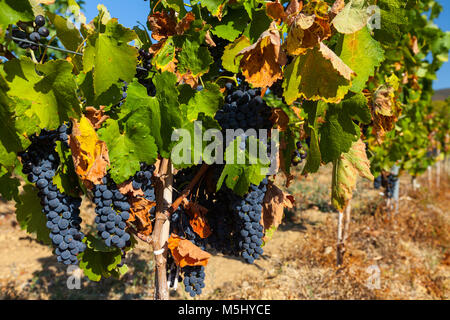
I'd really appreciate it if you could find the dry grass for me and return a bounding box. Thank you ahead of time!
[0,166,449,300]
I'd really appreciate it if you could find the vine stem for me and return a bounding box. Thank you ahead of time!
[152,158,173,300]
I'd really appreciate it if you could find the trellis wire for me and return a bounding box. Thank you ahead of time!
[8,36,148,71]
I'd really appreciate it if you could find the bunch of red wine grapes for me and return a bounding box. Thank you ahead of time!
[10,15,49,50]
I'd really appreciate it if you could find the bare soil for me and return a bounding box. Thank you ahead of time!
[0,165,448,300]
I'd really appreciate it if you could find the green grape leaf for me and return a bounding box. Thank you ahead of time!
[133,26,152,50]
[283,43,354,105]
[83,19,138,98]
[331,0,369,35]
[47,12,84,72]
[211,7,249,41]
[338,27,384,93]
[77,71,123,108]
[244,8,271,43]
[217,136,269,196]
[342,93,371,124]
[319,100,362,164]
[181,83,223,122]
[177,38,213,76]
[332,139,373,211]
[0,171,20,201]
[116,79,163,157]
[78,234,126,282]
[98,118,158,184]
[2,57,81,130]
[153,37,176,71]
[148,72,183,158]
[53,142,81,198]
[374,0,408,41]
[199,0,227,18]
[0,0,34,30]
[15,184,51,246]
[222,36,251,73]
[302,101,326,174]
[162,0,187,16]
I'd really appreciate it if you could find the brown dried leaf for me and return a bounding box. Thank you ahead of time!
[285,0,303,25]
[148,10,176,41]
[270,108,290,132]
[331,0,345,15]
[371,86,399,142]
[69,117,110,189]
[261,181,294,231]
[175,12,195,35]
[286,13,331,56]
[168,234,211,267]
[266,0,287,22]
[205,31,216,47]
[410,35,419,55]
[129,197,155,235]
[117,180,144,197]
[84,106,109,130]
[176,69,198,88]
[184,201,212,239]
[238,22,287,88]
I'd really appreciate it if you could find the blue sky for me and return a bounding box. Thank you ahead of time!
[82,0,450,90]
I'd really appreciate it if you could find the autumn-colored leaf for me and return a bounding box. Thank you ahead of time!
[331,0,345,15]
[238,22,287,88]
[168,234,211,267]
[410,35,419,55]
[69,117,110,189]
[117,180,144,197]
[184,201,212,239]
[286,12,331,56]
[266,0,286,22]
[283,42,354,104]
[148,10,177,41]
[175,12,195,35]
[84,106,109,129]
[176,69,198,88]
[270,108,289,132]
[260,181,294,232]
[332,139,373,211]
[38,0,55,4]
[285,0,303,25]
[128,197,155,236]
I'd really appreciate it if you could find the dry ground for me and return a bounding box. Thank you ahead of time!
[0,165,448,300]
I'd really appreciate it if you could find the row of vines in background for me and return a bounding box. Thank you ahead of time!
[0,0,449,299]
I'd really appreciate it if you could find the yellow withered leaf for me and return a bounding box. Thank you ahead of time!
[238,22,287,88]
[69,117,110,189]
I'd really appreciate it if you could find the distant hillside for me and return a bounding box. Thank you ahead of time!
[432,88,450,101]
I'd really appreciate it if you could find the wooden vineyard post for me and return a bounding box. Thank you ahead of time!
[152,159,173,300]
[337,200,352,266]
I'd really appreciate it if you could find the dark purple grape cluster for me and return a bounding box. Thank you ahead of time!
[182,266,206,297]
[10,15,50,50]
[214,83,272,132]
[373,176,382,189]
[136,49,156,96]
[130,163,156,205]
[92,175,131,249]
[384,174,398,199]
[206,192,239,256]
[19,125,86,265]
[231,178,267,264]
[208,35,230,61]
[269,79,284,98]
[292,141,307,166]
